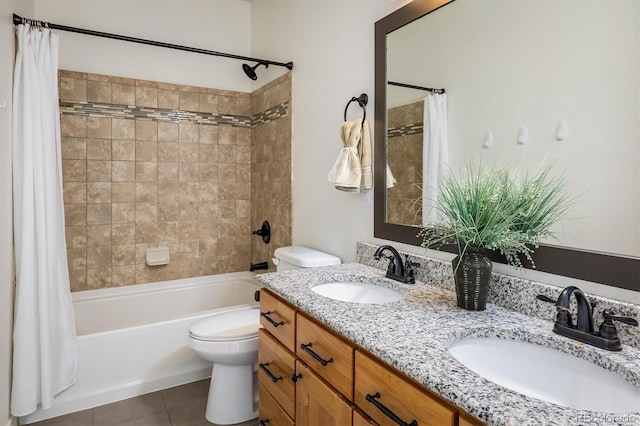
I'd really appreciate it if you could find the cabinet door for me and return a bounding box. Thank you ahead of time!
[355,351,456,426]
[260,289,296,352]
[296,313,354,400]
[258,329,296,418]
[295,360,354,426]
[259,384,294,426]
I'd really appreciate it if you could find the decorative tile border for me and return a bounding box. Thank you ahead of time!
[252,102,289,127]
[59,100,290,128]
[388,122,423,138]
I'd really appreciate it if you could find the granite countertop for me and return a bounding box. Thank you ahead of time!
[255,262,640,426]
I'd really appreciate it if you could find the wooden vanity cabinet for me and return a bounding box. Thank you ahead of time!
[296,313,354,399]
[259,290,296,352]
[258,329,296,418]
[258,289,485,426]
[353,409,378,426]
[355,350,457,426]
[295,360,354,425]
[459,413,486,426]
[259,383,295,426]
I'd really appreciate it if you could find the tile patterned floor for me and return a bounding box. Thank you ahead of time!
[28,379,259,426]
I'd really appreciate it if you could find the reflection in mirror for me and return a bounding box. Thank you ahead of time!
[386,82,447,227]
[386,93,424,226]
[374,0,639,291]
[384,0,639,257]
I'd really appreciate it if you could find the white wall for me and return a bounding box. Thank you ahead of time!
[33,0,252,91]
[250,0,412,261]
[1,0,34,423]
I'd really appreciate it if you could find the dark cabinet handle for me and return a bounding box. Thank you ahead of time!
[291,373,302,382]
[300,342,333,366]
[259,420,270,426]
[366,392,417,426]
[260,311,284,328]
[259,363,283,383]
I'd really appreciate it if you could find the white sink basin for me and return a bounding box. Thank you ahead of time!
[448,337,640,413]
[311,282,403,304]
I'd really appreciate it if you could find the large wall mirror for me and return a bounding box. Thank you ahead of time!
[373,0,639,292]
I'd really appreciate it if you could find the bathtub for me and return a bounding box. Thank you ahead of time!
[20,271,261,424]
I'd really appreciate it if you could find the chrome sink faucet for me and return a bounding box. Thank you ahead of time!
[373,245,419,284]
[537,286,638,351]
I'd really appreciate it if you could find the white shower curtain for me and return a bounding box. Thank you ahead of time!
[11,24,77,417]
[421,94,448,225]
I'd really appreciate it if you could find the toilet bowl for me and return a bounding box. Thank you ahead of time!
[188,307,261,425]
[187,246,340,424]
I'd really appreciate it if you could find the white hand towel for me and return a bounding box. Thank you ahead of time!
[328,118,372,192]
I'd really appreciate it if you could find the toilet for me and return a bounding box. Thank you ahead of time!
[187,246,340,425]
[272,245,341,271]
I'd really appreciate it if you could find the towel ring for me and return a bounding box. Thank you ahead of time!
[344,93,368,126]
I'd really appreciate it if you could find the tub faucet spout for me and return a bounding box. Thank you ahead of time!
[250,262,268,272]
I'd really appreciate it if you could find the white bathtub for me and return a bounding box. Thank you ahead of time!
[20,271,261,424]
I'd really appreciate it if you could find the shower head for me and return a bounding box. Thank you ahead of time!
[242,62,268,80]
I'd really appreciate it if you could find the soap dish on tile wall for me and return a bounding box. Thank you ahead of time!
[146,247,170,266]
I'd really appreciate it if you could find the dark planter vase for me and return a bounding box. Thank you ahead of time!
[452,247,492,311]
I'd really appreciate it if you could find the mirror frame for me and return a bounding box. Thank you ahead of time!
[373,0,639,292]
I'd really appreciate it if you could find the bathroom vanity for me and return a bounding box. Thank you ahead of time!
[258,288,480,425]
[255,258,640,426]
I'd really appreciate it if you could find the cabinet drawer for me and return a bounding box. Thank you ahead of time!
[296,313,355,400]
[459,412,486,426]
[354,409,378,426]
[260,289,296,352]
[258,329,296,418]
[295,360,354,426]
[259,384,294,426]
[355,350,456,426]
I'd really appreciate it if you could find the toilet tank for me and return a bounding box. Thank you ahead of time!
[273,246,341,272]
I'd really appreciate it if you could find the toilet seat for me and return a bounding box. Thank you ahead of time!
[189,307,260,342]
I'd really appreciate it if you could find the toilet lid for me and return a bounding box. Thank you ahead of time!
[189,307,261,341]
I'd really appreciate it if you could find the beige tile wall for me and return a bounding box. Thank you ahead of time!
[387,101,423,226]
[60,70,265,291]
[250,74,292,271]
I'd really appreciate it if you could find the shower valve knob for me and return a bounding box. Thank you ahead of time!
[252,221,271,244]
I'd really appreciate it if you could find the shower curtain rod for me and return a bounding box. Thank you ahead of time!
[388,81,445,94]
[12,13,293,71]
